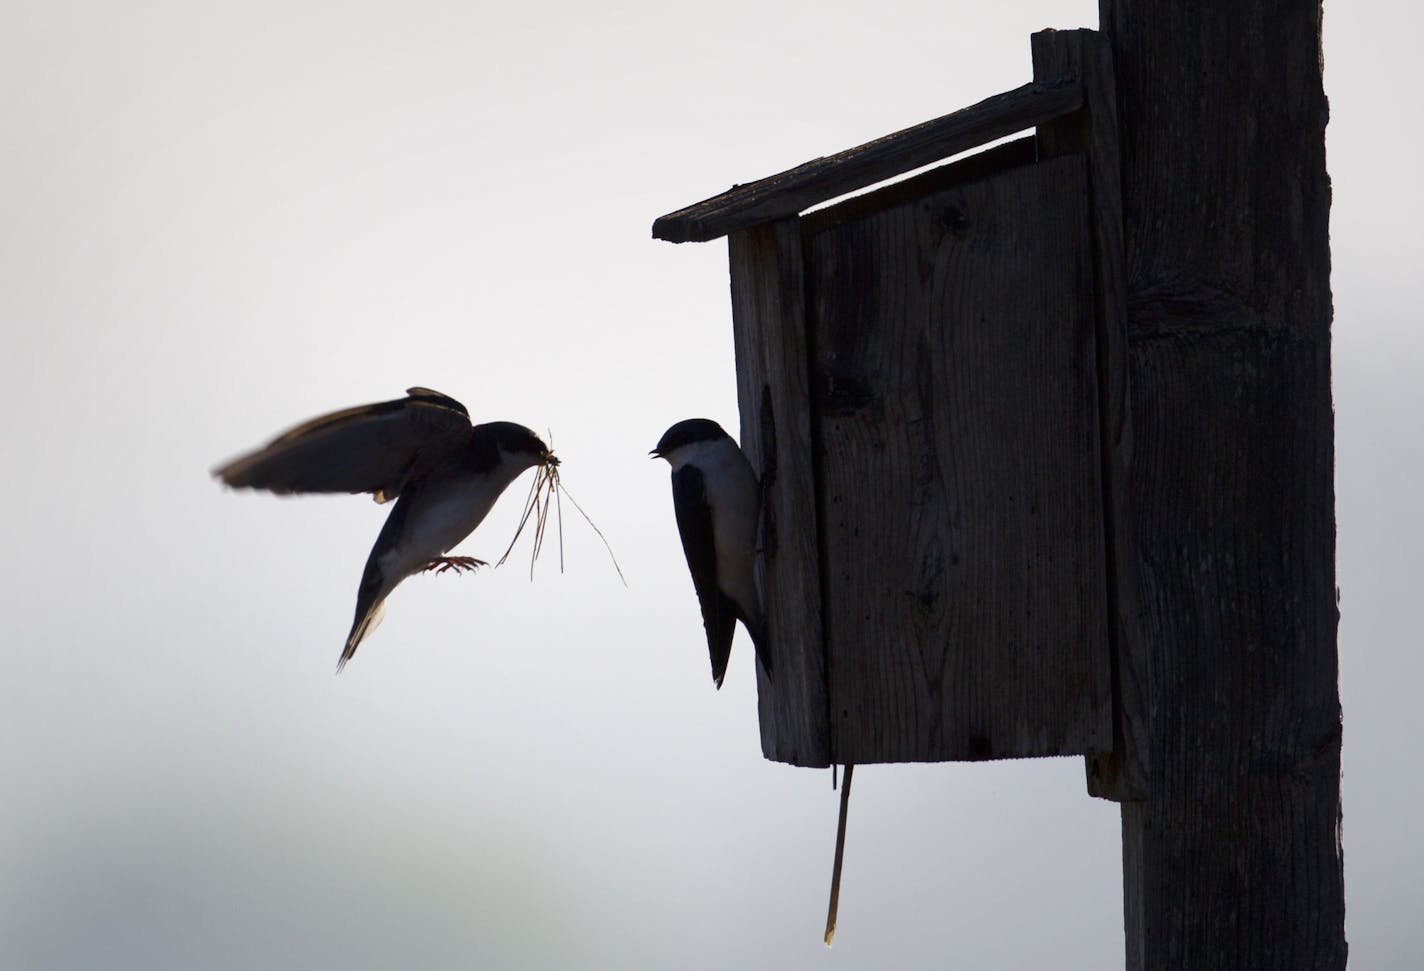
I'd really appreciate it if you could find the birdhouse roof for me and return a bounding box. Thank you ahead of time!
[652,79,1081,244]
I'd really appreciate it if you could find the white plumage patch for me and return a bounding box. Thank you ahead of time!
[664,436,761,618]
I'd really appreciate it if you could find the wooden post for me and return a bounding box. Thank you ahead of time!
[1095,2,1346,966]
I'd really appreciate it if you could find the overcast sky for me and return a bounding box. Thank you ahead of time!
[1,2,1417,968]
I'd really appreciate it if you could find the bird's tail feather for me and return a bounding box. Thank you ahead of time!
[337,562,392,672]
[710,637,732,691]
[337,599,385,672]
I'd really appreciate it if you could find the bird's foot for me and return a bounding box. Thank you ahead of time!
[422,556,487,576]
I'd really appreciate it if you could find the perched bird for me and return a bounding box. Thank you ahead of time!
[651,418,772,688]
[213,387,555,669]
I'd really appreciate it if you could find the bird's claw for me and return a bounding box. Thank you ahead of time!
[423,556,487,575]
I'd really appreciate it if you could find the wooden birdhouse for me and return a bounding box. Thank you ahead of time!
[653,30,1145,800]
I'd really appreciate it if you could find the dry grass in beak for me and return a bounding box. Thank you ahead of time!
[496,449,626,585]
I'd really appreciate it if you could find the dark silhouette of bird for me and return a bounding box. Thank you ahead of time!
[652,418,772,688]
[214,387,554,669]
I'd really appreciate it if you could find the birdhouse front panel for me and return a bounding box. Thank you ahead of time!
[803,154,1112,763]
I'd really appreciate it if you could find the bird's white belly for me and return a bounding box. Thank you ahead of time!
[703,455,760,601]
[382,477,506,580]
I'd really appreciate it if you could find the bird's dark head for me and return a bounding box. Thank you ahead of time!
[475,421,558,470]
[650,418,728,462]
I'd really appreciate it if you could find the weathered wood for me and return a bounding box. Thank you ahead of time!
[653,80,1082,244]
[728,220,830,766]
[1099,2,1346,966]
[1031,30,1148,801]
[806,155,1112,763]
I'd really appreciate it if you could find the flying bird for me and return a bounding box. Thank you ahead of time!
[652,418,772,688]
[213,387,555,669]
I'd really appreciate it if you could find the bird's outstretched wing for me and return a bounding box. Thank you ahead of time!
[672,464,738,689]
[213,387,472,502]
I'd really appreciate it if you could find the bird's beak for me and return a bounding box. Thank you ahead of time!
[545,452,561,467]
[648,448,661,460]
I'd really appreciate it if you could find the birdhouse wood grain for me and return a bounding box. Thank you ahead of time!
[654,30,1145,798]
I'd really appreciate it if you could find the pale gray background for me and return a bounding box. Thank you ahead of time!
[1,2,1414,968]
